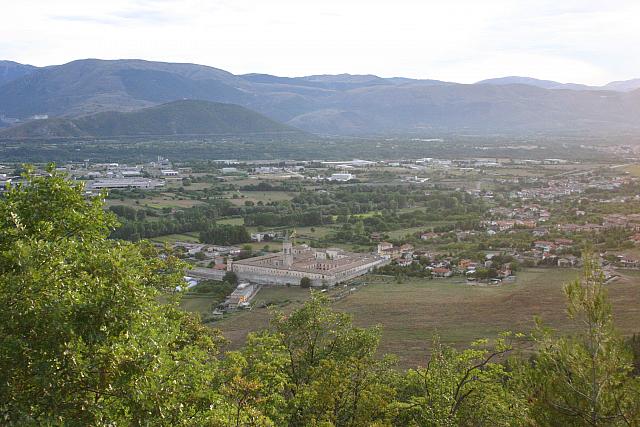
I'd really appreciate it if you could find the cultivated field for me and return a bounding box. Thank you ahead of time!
[212,268,640,367]
[106,195,205,209]
[622,163,640,177]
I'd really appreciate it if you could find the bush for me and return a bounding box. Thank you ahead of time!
[223,271,238,285]
[300,277,312,288]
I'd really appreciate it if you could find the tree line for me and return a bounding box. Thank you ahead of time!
[200,223,251,245]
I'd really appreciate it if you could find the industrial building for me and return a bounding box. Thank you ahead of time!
[86,178,164,190]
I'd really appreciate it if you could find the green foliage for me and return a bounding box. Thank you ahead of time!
[0,164,118,245]
[223,271,239,286]
[394,334,527,426]
[268,294,396,425]
[200,223,250,245]
[0,166,225,425]
[521,255,640,426]
[300,276,312,288]
[629,334,640,376]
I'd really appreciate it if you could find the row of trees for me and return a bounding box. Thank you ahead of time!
[2,168,639,426]
[109,202,235,240]
[199,223,251,245]
[244,210,326,227]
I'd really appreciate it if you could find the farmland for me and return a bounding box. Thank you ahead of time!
[212,268,640,367]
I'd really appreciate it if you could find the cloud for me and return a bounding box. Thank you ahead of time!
[50,15,124,26]
[1,0,639,84]
[50,3,183,26]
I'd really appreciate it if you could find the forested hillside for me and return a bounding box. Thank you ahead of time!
[0,100,302,138]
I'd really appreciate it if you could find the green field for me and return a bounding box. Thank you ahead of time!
[212,268,640,368]
[242,242,280,252]
[107,195,205,210]
[217,217,245,225]
[386,222,454,239]
[294,225,335,240]
[151,232,200,243]
[144,199,205,209]
[179,294,216,316]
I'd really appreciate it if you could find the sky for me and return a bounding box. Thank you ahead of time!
[2,0,640,85]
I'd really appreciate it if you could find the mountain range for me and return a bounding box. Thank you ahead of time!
[475,76,640,92]
[1,58,640,137]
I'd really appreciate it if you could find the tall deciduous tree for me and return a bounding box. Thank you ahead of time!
[0,165,225,426]
[236,294,397,426]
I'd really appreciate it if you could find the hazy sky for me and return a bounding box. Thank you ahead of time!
[2,0,639,84]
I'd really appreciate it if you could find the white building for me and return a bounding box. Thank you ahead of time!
[86,178,164,190]
[329,173,354,182]
[322,159,376,168]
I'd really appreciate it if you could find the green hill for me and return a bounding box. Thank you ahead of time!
[0,100,303,138]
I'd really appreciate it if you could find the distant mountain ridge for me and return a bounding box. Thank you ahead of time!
[603,78,640,92]
[1,58,640,136]
[0,60,37,87]
[0,100,302,139]
[476,75,640,92]
[475,76,592,91]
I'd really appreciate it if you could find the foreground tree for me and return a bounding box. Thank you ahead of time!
[523,256,640,426]
[393,334,527,426]
[0,166,225,425]
[222,294,397,426]
[273,296,396,425]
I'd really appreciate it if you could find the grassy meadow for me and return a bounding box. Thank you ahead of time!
[209,268,640,367]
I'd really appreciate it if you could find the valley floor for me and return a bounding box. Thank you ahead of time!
[209,267,640,367]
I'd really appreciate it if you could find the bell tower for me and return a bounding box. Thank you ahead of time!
[283,235,293,267]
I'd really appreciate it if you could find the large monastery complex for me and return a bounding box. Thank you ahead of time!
[229,240,387,286]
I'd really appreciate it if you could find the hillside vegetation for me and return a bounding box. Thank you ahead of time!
[0,100,302,138]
